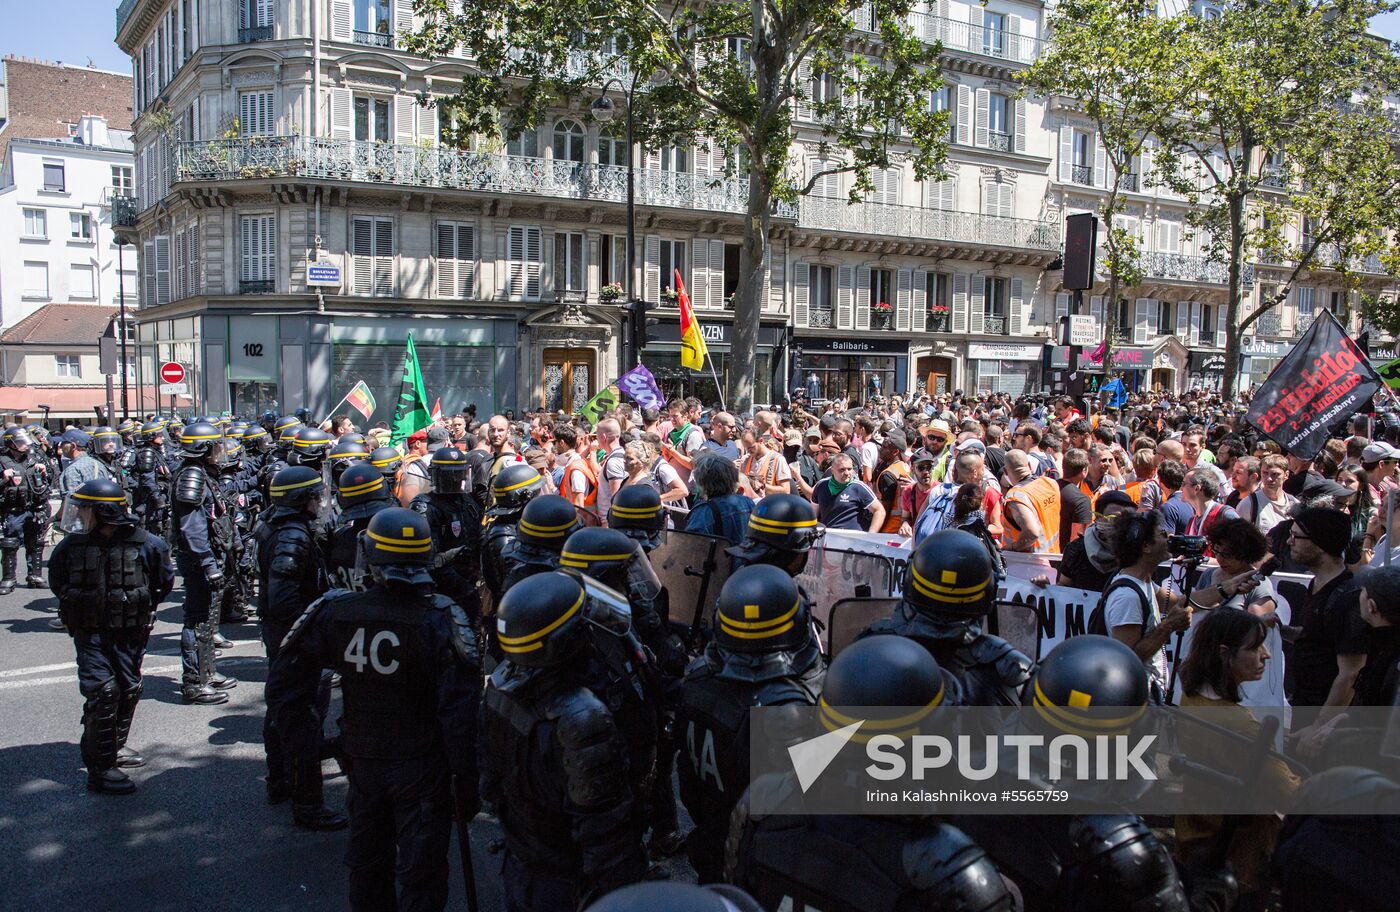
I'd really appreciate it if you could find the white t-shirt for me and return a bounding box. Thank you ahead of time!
[860,440,880,475]
[1104,572,1167,686]
[1255,492,1296,535]
[596,446,627,517]
[1171,569,1290,716]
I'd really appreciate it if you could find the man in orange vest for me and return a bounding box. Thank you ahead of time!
[873,432,912,534]
[396,430,430,507]
[562,442,599,511]
[1002,449,1062,553]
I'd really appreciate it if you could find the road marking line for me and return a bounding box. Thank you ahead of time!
[0,657,264,690]
[0,640,260,680]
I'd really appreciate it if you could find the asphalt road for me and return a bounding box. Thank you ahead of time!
[0,576,512,911]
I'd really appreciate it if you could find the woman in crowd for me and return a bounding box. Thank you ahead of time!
[685,453,753,545]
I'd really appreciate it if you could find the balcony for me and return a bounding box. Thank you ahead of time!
[1118,172,1140,193]
[907,13,1043,64]
[797,196,1060,251]
[983,315,1007,335]
[354,30,393,48]
[1259,167,1288,190]
[1256,311,1283,336]
[809,308,835,328]
[239,25,274,42]
[926,309,950,332]
[871,308,893,329]
[1139,250,1254,287]
[174,137,798,218]
[1070,164,1093,186]
[987,130,1012,153]
[108,193,139,228]
[239,279,275,295]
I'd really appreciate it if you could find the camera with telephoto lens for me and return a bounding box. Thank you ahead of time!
[1167,534,1208,560]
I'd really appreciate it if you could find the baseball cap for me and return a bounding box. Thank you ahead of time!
[955,438,987,454]
[783,429,802,447]
[408,429,429,443]
[1362,441,1400,463]
[912,450,936,466]
[61,429,91,447]
[804,427,821,439]
[426,425,451,452]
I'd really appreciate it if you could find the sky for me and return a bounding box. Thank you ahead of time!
[6,2,1400,78]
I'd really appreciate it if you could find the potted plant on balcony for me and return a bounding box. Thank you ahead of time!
[928,301,950,331]
[600,282,623,303]
[872,299,893,328]
[661,288,680,306]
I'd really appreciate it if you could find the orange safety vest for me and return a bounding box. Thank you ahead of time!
[396,453,425,492]
[1002,475,1062,554]
[878,461,911,534]
[1124,477,1152,505]
[563,455,598,508]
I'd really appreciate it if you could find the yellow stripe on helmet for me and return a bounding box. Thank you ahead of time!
[610,505,661,518]
[365,528,432,553]
[519,518,577,537]
[719,599,799,631]
[270,476,324,495]
[339,478,384,497]
[559,550,634,566]
[497,473,542,493]
[749,515,817,532]
[71,492,128,503]
[498,592,582,652]
[182,433,223,441]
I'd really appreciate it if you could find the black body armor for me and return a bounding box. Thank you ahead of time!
[861,605,1033,707]
[55,529,155,630]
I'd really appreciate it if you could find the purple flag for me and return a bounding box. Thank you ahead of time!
[618,363,666,411]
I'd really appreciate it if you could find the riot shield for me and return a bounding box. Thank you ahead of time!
[989,600,1044,662]
[652,530,731,637]
[796,543,900,633]
[826,597,900,658]
[575,506,604,528]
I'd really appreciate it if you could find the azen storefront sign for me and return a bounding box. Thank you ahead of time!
[1084,347,1152,372]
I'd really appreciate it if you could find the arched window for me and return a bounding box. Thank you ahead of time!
[552,119,585,163]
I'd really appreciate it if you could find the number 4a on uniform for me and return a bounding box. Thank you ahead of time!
[686,720,724,793]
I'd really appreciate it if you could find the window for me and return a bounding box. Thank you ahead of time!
[811,265,834,326]
[1070,131,1092,184]
[436,222,476,299]
[598,129,627,167]
[810,159,841,199]
[869,268,894,318]
[552,120,585,164]
[985,277,1008,332]
[241,0,274,29]
[601,234,629,287]
[812,71,841,107]
[23,261,49,298]
[42,162,65,192]
[871,168,900,206]
[240,215,276,293]
[504,124,539,158]
[507,225,543,301]
[55,355,81,378]
[182,0,193,57]
[118,270,138,303]
[982,181,1014,218]
[554,231,585,296]
[984,11,1007,55]
[111,165,134,195]
[926,272,951,328]
[354,0,391,39]
[1156,300,1174,336]
[239,91,275,136]
[1199,303,1215,345]
[353,96,390,143]
[1329,291,1345,313]
[1297,286,1315,315]
[723,243,740,302]
[70,263,96,299]
[927,177,956,210]
[659,239,687,295]
[656,145,689,172]
[22,208,46,239]
[70,212,94,241]
[351,216,395,296]
[987,94,1010,150]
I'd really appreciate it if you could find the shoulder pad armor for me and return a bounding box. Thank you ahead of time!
[904,822,1015,907]
[548,688,630,809]
[443,598,481,671]
[281,591,341,653]
[174,466,207,505]
[967,633,1035,687]
[1065,815,1187,910]
[270,522,314,578]
[134,447,157,472]
[409,495,430,517]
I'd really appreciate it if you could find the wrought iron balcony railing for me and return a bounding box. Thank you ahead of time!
[983,315,1007,335]
[1070,164,1093,185]
[174,137,798,219]
[1255,311,1283,336]
[109,193,139,228]
[1259,167,1288,190]
[809,308,835,328]
[239,279,275,295]
[353,30,393,48]
[797,196,1060,251]
[239,25,274,42]
[926,310,950,332]
[906,13,1043,64]
[1118,172,1140,193]
[1138,250,1255,287]
[987,131,1012,152]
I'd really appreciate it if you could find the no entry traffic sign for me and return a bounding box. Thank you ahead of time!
[160,361,187,385]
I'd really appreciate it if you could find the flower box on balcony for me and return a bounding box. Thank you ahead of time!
[926,312,949,332]
[600,283,623,303]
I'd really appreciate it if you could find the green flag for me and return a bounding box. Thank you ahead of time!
[390,332,432,445]
[578,384,619,426]
[1379,355,1400,390]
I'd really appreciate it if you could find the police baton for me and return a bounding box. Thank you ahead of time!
[450,775,480,912]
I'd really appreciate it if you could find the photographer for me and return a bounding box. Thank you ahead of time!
[1104,510,1193,689]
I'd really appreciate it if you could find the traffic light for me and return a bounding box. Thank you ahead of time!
[624,299,662,364]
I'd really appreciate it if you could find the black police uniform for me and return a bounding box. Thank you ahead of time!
[1,432,54,591]
[325,462,392,589]
[48,482,174,793]
[131,429,171,538]
[482,464,544,613]
[675,565,825,882]
[607,485,667,553]
[410,454,484,620]
[483,572,648,910]
[266,509,480,910]
[501,495,580,590]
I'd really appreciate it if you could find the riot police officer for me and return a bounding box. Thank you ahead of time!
[91,426,126,478]
[482,463,543,612]
[368,446,401,501]
[410,448,484,620]
[325,461,392,588]
[254,465,344,828]
[726,634,1014,911]
[483,571,648,908]
[501,494,580,590]
[172,421,238,705]
[131,420,172,539]
[675,564,825,882]
[1,426,54,592]
[327,437,370,487]
[217,433,259,624]
[48,478,173,794]
[266,507,480,909]
[607,484,666,553]
[726,493,824,576]
[861,529,1032,706]
[586,882,765,912]
[951,636,1195,912]
[289,426,333,472]
[261,416,303,503]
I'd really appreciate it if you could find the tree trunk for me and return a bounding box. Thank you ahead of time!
[732,184,769,414]
[1222,190,1247,400]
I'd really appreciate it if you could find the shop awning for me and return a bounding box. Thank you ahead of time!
[0,385,162,419]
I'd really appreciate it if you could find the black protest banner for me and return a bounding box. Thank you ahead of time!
[1246,310,1382,460]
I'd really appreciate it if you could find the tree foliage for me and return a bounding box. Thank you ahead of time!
[405,0,948,410]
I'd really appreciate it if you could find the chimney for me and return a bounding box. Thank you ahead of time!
[78,114,109,147]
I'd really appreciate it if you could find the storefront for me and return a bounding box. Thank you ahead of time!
[641,319,785,407]
[1188,351,1227,391]
[1368,342,1397,375]
[1078,346,1156,392]
[794,337,910,404]
[1241,338,1289,391]
[967,342,1042,396]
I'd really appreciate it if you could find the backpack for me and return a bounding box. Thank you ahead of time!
[1087,576,1152,636]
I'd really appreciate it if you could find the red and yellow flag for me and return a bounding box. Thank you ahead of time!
[677,269,708,371]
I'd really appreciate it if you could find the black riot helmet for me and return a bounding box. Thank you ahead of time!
[607,484,665,550]
[290,427,333,467]
[117,418,138,441]
[516,494,581,553]
[180,420,226,461]
[369,445,402,478]
[1025,635,1149,736]
[220,434,244,469]
[259,410,279,433]
[902,529,995,621]
[713,564,811,654]
[341,432,369,448]
[139,420,166,446]
[428,447,470,494]
[585,883,765,912]
[61,477,135,532]
[2,425,33,454]
[727,493,824,568]
[327,438,370,483]
[240,425,271,454]
[492,463,544,510]
[336,461,390,519]
[361,507,434,585]
[269,465,327,513]
[496,571,587,668]
[559,527,641,581]
[820,635,949,737]
[294,407,312,425]
[273,416,303,450]
[92,426,123,460]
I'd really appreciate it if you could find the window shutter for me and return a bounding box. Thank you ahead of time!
[644,235,660,303]
[1176,299,1191,342]
[896,268,912,332]
[240,217,254,282]
[394,0,414,38]
[1089,295,1104,336]
[837,265,854,329]
[331,0,352,41]
[155,235,171,304]
[1135,297,1152,343]
[395,96,416,145]
[711,240,726,311]
[457,225,475,297]
[1007,14,1025,62]
[766,241,782,312]
[374,218,394,296]
[189,220,200,295]
[955,85,972,144]
[257,0,273,27]
[418,101,437,145]
[143,240,156,307]
[951,273,969,333]
[1216,302,1227,347]
[262,215,276,284]
[1058,126,1073,182]
[796,60,813,122]
[352,217,373,294]
[691,240,710,310]
[1093,133,1106,188]
[1009,278,1026,335]
[507,226,524,299]
[437,224,457,298]
[524,226,541,300]
[1139,138,1154,189]
[1055,292,1070,322]
[855,266,871,330]
[970,274,986,333]
[329,88,352,139]
[912,269,927,332]
[794,262,810,328]
[974,88,989,148]
[1013,98,1026,152]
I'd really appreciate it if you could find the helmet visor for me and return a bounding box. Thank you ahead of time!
[578,574,633,638]
[624,541,663,599]
[5,431,33,452]
[96,437,121,456]
[59,496,97,534]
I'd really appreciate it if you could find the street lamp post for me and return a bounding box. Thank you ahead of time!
[592,73,641,366]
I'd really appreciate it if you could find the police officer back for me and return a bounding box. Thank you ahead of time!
[501,494,580,590]
[266,507,481,911]
[1,425,54,592]
[325,460,392,588]
[482,463,543,613]
[48,478,173,794]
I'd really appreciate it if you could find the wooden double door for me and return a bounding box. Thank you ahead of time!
[542,348,595,413]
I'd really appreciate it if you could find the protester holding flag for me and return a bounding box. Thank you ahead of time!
[390,332,433,446]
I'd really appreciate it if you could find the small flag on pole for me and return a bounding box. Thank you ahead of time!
[343,380,377,421]
[431,397,443,422]
[677,270,708,371]
[390,331,433,446]
[579,384,620,426]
